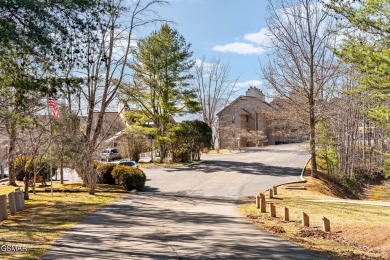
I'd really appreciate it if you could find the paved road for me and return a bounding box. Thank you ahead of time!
[42,144,330,260]
[143,144,310,198]
[53,168,82,182]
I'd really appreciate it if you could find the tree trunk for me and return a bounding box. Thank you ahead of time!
[83,145,96,195]
[7,120,17,186]
[159,143,166,162]
[309,91,317,177]
[60,157,64,185]
[24,173,29,200]
[32,170,37,195]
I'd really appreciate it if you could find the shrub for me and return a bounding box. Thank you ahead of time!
[121,171,136,191]
[342,176,360,195]
[111,165,127,185]
[14,155,30,181]
[96,162,117,184]
[132,168,147,190]
[111,165,146,191]
[14,155,56,181]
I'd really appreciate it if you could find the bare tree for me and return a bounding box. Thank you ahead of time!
[261,0,340,177]
[74,0,167,194]
[240,129,268,147]
[21,122,51,196]
[218,124,241,150]
[192,57,238,149]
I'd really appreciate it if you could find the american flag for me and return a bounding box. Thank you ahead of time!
[48,98,59,118]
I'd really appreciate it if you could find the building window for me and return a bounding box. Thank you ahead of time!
[245,115,249,122]
[232,116,235,124]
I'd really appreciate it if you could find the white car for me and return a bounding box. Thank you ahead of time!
[115,160,138,168]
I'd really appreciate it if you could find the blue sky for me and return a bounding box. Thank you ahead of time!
[149,0,271,97]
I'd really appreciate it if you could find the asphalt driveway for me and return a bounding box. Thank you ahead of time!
[42,144,330,259]
[143,143,310,198]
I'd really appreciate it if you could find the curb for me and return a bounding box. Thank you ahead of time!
[262,158,310,194]
[186,160,206,167]
[300,158,310,182]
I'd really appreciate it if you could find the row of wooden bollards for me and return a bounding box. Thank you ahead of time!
[0,188,25,221]
[256,189,331,232]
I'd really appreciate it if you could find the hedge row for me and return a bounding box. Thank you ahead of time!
[95,162,146,191]
[96,163,116,185]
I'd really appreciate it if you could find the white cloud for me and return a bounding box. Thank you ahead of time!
[195,59,214,68]
[212,42,265,55]
[235,80,262,89]
[244,28,273,46]
[212,27,272,55]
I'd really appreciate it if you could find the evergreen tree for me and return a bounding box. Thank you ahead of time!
[123,24,200,161]
[328,0,390,125]
[0,0,100,186]
[328,0,390,177]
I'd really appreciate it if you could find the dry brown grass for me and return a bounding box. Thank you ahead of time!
[366,180,390,201]
[0,184,127,259]
[204,149,241,155]
[137,162,188,169]
[240,176,390,259]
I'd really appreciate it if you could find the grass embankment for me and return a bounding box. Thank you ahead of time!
[138,162,188,169]
[366,180,390,201]
[205,149,241,155]
[240,177,390,259]
[0,183,127,259]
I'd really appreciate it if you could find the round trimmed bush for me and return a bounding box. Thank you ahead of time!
[111,165,146,191]
[132,168,147,190]
[121,171,136,191]
[96,162,117,184]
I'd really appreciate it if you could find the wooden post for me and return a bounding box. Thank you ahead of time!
[259,193,265,200]
[273,186,278,195]
[256,195,260,209]
[0,194,8,221]
[14,191,22,212]
[18,191,25,209]
[322,217,330,232]
[269,203,276,217]
[283,207,289,221]
[8,192,16,216]
[260,198,266,213]
[302,212,309,227]
[269,188,274,199]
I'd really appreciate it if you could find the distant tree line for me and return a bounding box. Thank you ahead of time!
[262,0,390,193]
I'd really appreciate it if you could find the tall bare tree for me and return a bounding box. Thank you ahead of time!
[74,0,167,194]
[192,57,238,149]
[261,0,340,177]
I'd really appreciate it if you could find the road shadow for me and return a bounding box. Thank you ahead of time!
[163,160,303,178]
[41,194,329,260]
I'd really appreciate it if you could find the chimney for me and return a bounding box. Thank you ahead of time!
[246,87,265,102]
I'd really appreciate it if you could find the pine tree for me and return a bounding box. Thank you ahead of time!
[123,24,200,161]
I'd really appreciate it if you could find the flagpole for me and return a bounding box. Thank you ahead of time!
[47,97,60,196]
[47,97,53,196]
[50,131,53,196]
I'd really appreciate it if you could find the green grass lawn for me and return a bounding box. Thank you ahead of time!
[0,183,127,259]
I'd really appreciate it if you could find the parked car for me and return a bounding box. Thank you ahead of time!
[115,160,138,168]
[100,148,122,162]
